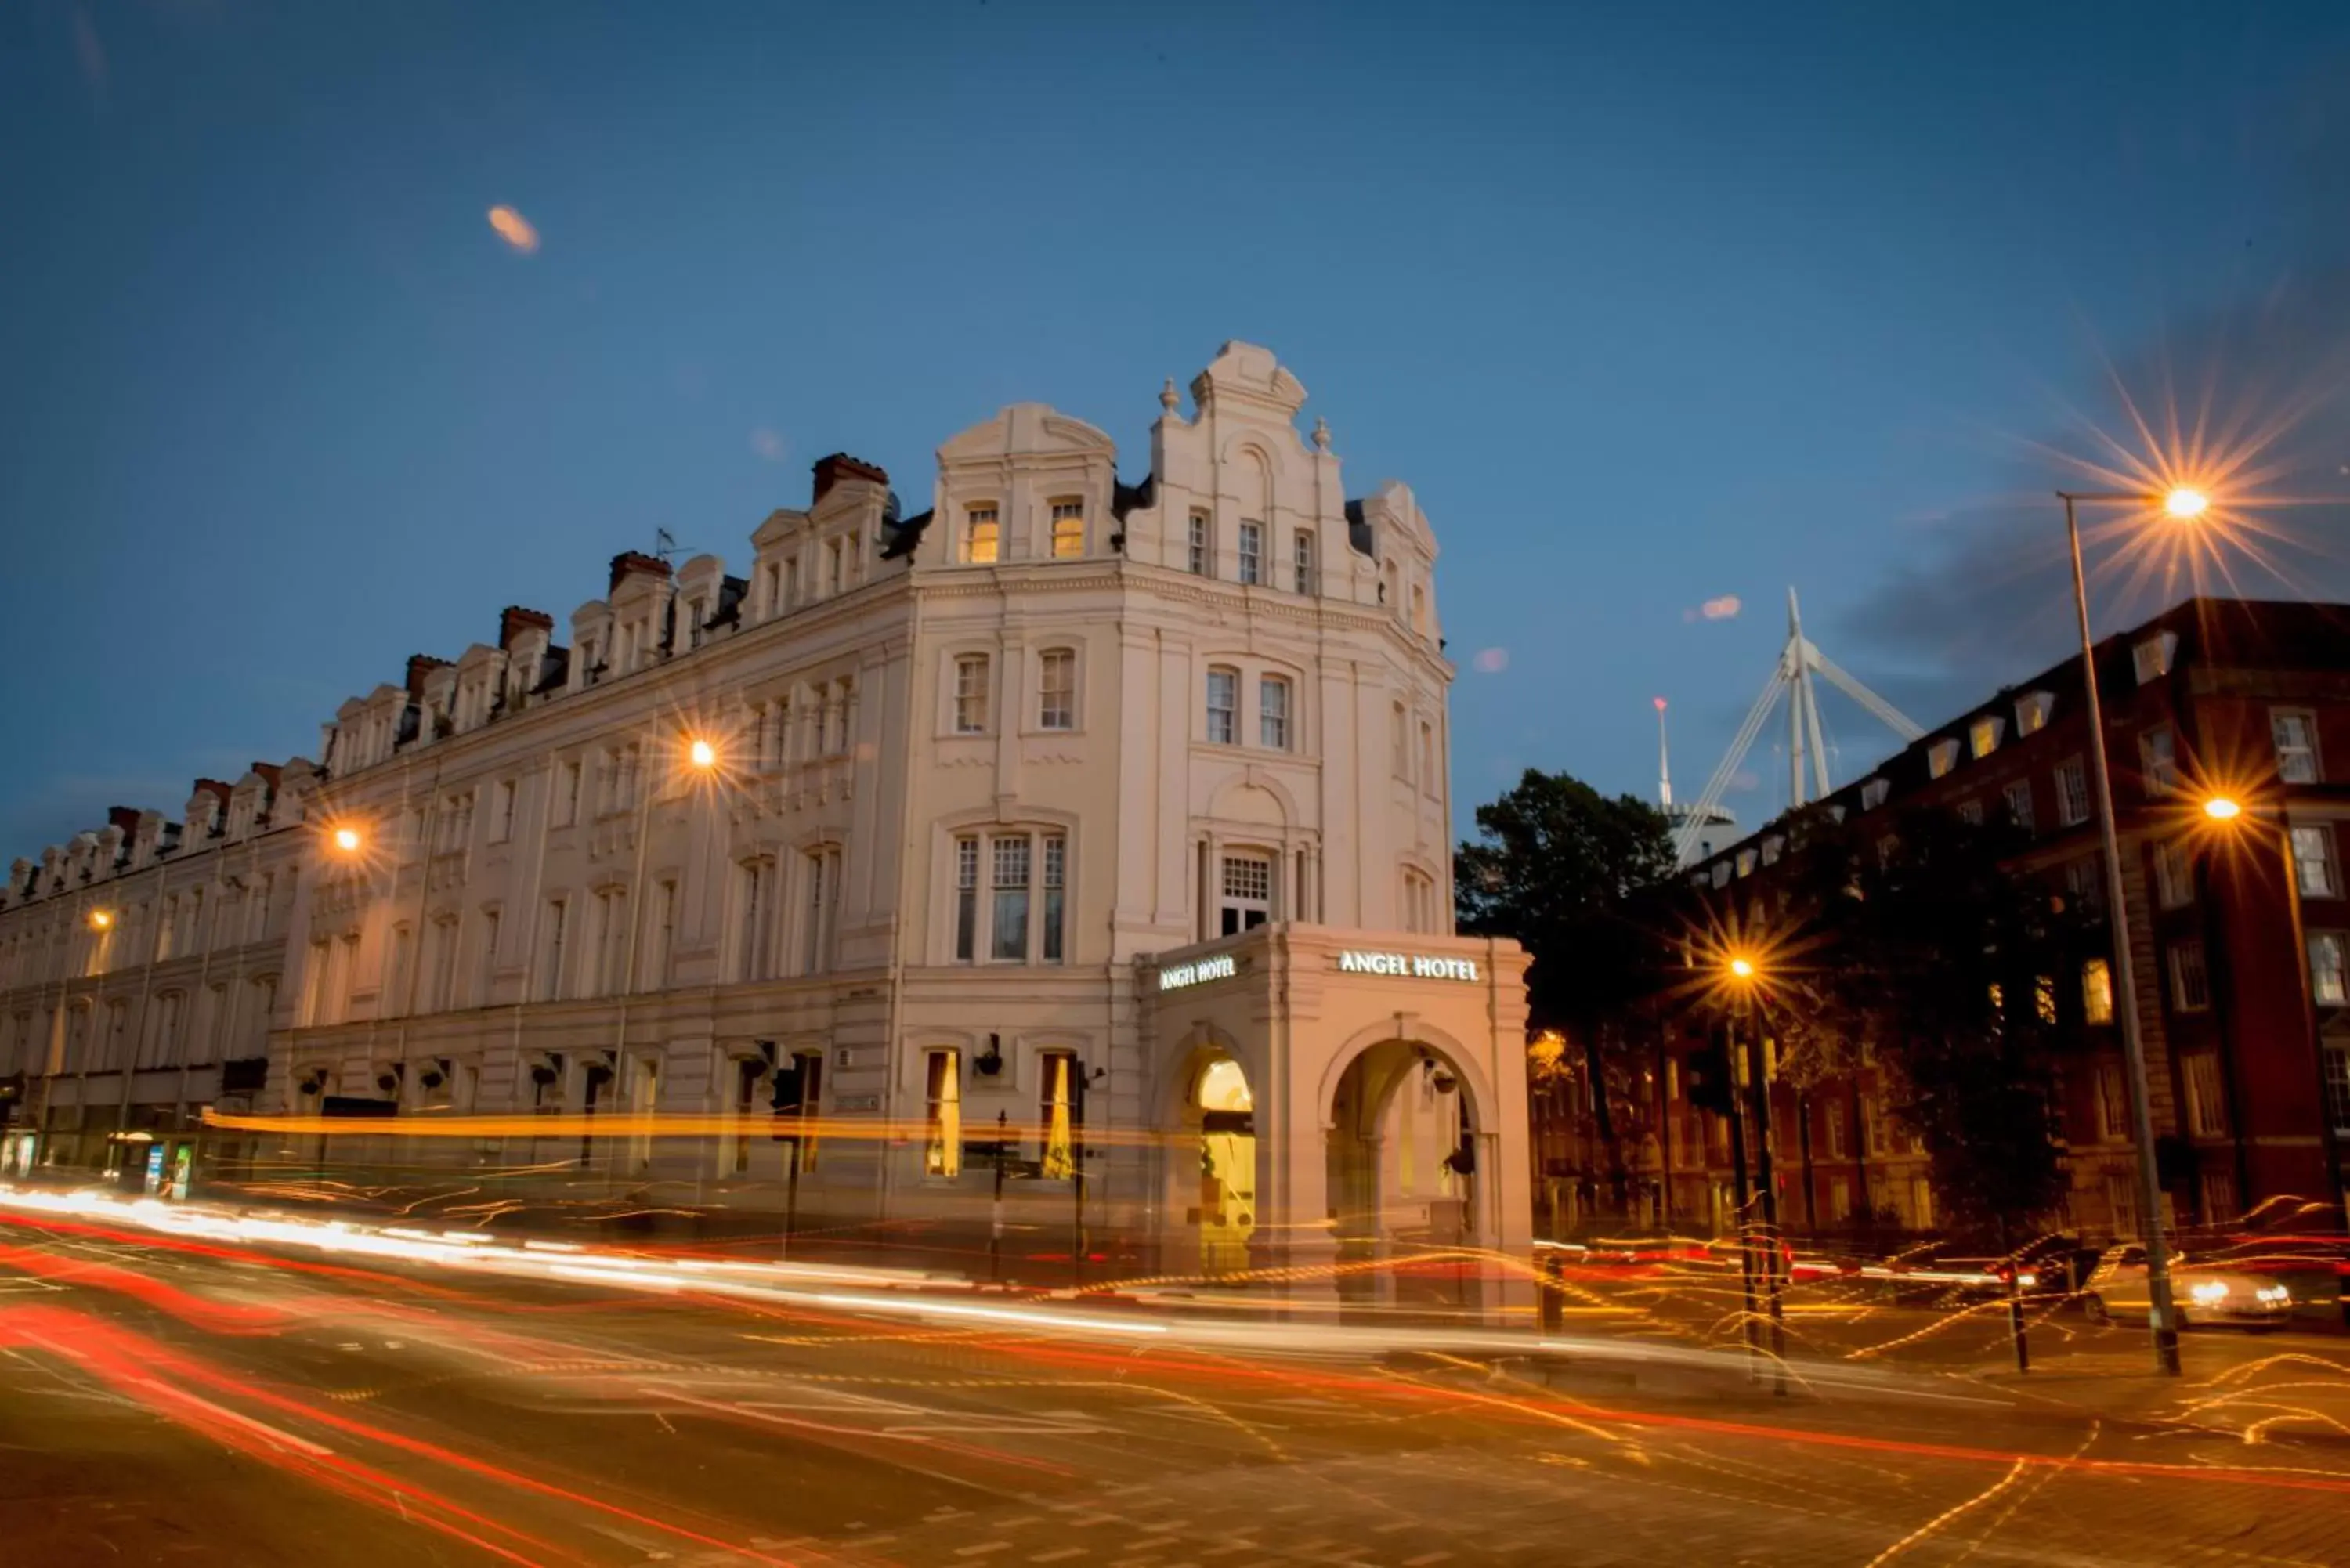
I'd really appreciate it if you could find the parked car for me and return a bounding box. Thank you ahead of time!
[2084,1244,2293,1330]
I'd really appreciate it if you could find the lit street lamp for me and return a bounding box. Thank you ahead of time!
[2054,485,2211,1376]
[1722,953,1786,1392]
[332,826,363,854]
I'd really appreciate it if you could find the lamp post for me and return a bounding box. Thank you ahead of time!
[2054,485,2207,1376]
[1726,956,1787,1393]
[609,732,718,1184]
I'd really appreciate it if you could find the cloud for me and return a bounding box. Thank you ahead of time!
[749,428,789,463]
[486,205,540,255]
[1683,594,1741,623]
[1471,647,1509,674]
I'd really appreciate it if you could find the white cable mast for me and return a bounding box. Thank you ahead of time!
[1672,587,1925,865]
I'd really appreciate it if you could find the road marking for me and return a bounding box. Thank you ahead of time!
[1402,1555,1455,1566]
[954,1544,1011,1558]
[1029,1552,1086,1564]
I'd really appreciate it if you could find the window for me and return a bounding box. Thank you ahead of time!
[822,538,841,596]
[2139,728,2180,796]
[2133,631,2178,685]
[429,913,462,1010]
[556,761,581,827]
[992,837,1031,962]
[2016,691,2053,735]
[1402,868,1436,934]
[1927,739,1959,779]
[1039,1052,1076,1179]
[802,849,836,974]
[2184,1052,2227,1137]
[1042,834,1066,964]
[385,924,414,1017]
[924,1050,961,1176]
[1220,852,1272,935]
[1391,703,1410,777]
[2004,779,2035,832]
[783,555,800,609]
[1188,512,1209,575]
[2055,757,2092,826]
[954,655,990,735]
[2167,940,2211,1012]
[1206,668,1238,745]
[2272,709,2321,784]
[591,890,627,997]
[2082,958,2114,1025]
[1860,778,1890,811]
[1420,721,1438,792]
[1038,649,1075,731]
[490,779,515,843]
[1956,799,1983,826]
[1050,500,1084,558]
[2063,854,2105,914]
[1237,521,1262,585]
[538,898,568,1001]
[475,909,501,1005]
[827,677,854,754]
[2325,1046,2350,1134]
[2311,934,2348,1006]
[2096,1061,2128,1141]
[736,859,776,981]
[1259,676,1291,750]
[2151,839,2193,909]
[2292,825,2338,898]
[962,505,999,564]
[1293,529,1316,594]
[2034,974,2058,1026]
[953,836,978,962]
[1968,717,2003,760]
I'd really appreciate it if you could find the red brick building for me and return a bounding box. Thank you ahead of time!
[1567,598,2350,1242]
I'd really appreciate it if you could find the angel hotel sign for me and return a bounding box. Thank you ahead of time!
[1336,950,1480,982]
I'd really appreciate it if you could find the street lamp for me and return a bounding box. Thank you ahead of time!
[87,908,114,932]
[1720,953,1786,1390]
[2054,486,2211,1376]
[331,826,363,854]
[689,737,717,771]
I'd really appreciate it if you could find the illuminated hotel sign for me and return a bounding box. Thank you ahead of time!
[1336,950,1480,982]
[1159,953,1238,992]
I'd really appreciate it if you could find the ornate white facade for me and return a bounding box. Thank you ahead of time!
[0,343,1529,1277]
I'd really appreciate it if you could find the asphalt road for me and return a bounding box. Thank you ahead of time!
[4,1209,2350,1567]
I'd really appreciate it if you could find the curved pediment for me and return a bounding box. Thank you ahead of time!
[938,403,1116,465]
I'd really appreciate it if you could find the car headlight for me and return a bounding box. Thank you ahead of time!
[2257,1284,2290,1303]
[2189,1281,2230,1304]
[2017,1271,2039,1288]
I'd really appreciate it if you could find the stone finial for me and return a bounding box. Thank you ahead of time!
[1312,417,1332,451]
[1160,377,1180,414]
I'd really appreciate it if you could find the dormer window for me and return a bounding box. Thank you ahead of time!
[1761,836,1784,866]
[1735,849,1757,878]
[1927,739,1960,779]
[2015,691,2052,735]
[1860,778,1890,811]
[1050,500,1084,559]
[1969,716,2003,759]
[2133,630,2178,685]
[963,506,1000,565]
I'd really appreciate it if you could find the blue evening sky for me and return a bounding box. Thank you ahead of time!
[5,2,2349,860]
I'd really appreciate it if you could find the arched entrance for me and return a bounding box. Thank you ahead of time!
[1192,1057,1256,1276]
[1326,1039,1478,1295]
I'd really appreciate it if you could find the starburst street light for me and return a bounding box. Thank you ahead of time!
[87,908,114,931]
[688,737,717,771]
[2202,794,2243,822]
[332,826,363,854]
[1726,956,1757,981]
[2163,486,2210,519]
[2051,479,2227,1379]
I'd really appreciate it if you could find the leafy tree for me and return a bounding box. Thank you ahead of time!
[1767,807,2080,1242]
[1456,770,1678,1210]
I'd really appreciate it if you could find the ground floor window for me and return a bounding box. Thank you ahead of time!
[1039,1052,1076,1178]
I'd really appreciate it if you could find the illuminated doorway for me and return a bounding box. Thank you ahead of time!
[1195,1057,1256,1277]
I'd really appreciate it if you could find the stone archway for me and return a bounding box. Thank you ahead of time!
[1157,1031,1266,1281]
[1325,1038,1484,1299]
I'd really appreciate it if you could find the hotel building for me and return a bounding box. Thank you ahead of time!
[0,342,1531,1277]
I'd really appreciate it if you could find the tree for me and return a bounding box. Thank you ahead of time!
[1769,807,2081,1242]
[1456,770,1679,1213]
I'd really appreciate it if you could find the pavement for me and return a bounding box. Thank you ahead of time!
[3,1197,2350,1566]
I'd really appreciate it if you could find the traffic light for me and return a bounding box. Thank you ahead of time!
[769,1056,808,1115]
[1686,1039,1736,1116]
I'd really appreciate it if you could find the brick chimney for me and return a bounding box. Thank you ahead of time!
[405,655,452,699]
[498,605,555,650]
[609,551,672,593]
[107,806,142,836]
[812,453,888,504]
